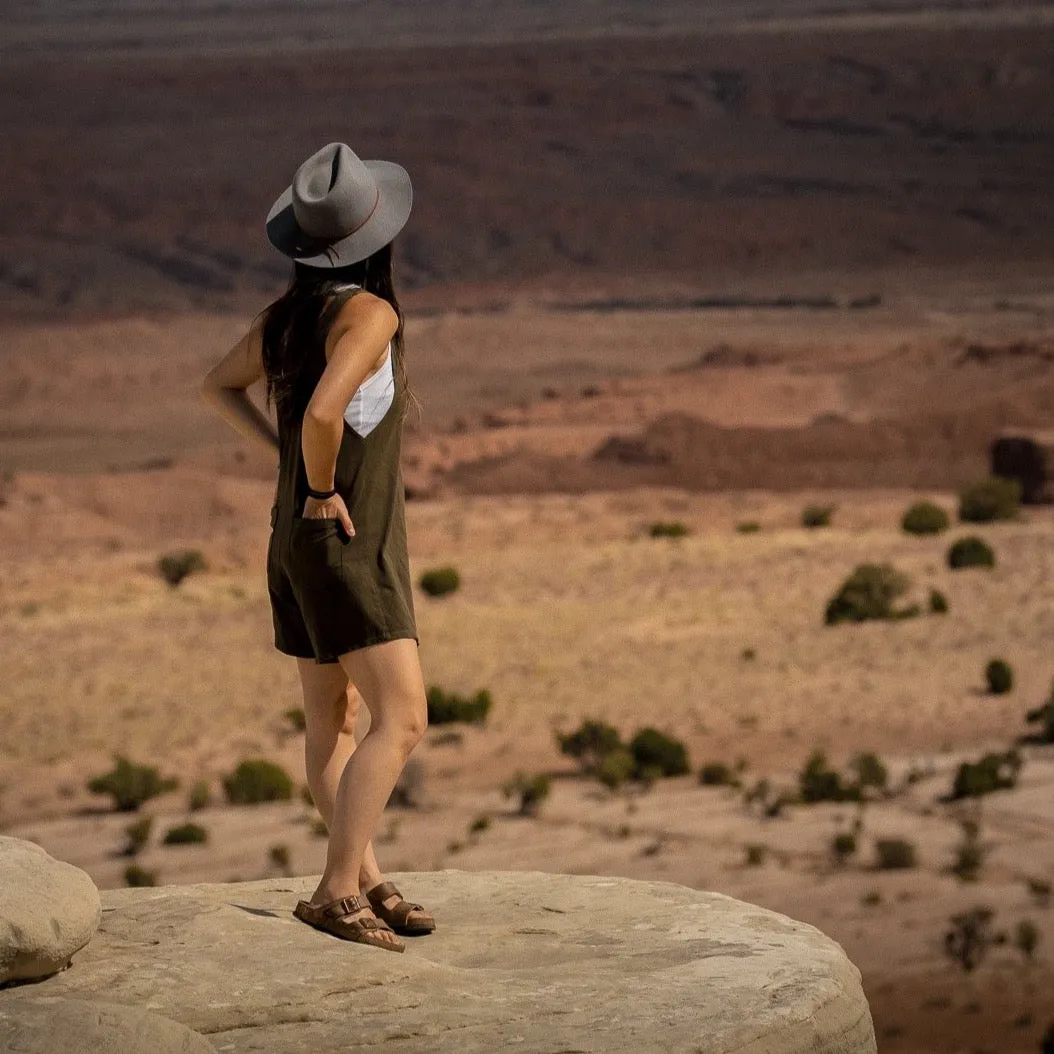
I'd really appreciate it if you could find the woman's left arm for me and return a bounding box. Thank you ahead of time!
[200,311,280,454]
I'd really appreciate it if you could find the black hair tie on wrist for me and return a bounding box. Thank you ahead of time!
[307,485,337,501]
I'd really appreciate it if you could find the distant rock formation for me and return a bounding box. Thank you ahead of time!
[0,863,877,1053]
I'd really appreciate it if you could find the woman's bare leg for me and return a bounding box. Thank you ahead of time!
[296,659,385,891]
[298,639,427,944]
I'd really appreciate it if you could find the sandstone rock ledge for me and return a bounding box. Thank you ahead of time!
[1,869,876,1054]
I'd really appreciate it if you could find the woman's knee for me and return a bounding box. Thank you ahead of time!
[371,689,427,753]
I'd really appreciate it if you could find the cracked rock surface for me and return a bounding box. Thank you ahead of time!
[0,869,876,1053]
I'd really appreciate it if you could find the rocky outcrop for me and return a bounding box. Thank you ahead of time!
[0,868,876,1053]
[0,995,215,1054]
[0,837,101,985]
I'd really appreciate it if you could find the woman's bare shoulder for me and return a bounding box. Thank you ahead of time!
[325,289,398,355]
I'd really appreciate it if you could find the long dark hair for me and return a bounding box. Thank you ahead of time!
[258,240,421,431]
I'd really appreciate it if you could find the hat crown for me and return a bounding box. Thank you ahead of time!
[291,143,379,240]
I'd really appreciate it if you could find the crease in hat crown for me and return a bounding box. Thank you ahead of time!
[291,143,381,241]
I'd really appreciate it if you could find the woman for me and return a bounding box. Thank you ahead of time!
[200,142,434,953]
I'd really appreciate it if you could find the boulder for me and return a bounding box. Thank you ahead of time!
[990,428,1054,504]
[0,995,215,1053]
[0,837,101,985]
[1,868,877,1053]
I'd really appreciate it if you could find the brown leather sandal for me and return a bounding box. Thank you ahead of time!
[293,893,405,952]
[365,880,436,935]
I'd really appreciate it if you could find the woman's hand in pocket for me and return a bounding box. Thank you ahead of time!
[302,493,355,536]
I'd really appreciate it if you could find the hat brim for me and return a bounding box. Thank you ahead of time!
[265,160,412,268]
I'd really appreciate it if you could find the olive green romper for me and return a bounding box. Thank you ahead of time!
[266,284,418,664]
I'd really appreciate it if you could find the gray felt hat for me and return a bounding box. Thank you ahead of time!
[265,142,412,268]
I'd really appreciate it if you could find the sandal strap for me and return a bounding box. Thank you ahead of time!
[366,880,402,904]
[319,894,368,919]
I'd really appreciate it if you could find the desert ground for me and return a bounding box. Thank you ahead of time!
[2,5,1054,1052]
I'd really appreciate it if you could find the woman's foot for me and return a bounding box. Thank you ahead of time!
[300,890,404,951]
[364,879,436,935]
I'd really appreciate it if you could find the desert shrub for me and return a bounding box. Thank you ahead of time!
[850,752,888,794]
[418,566,460,597]
[1026,876,1052,907]
[741,647,756,661]
[283,707,307,732]
[269,844,291,873]
[427,685,491,724]
[1015,919,1040,962]
[469,814,491,834]
[901,501,950,535]
[947,535,995,569]
[222,758,294,805]
[745,843,766,866]
[949,749,1022,800]
[928,588,949,614]
[799,749,861,803]
[158,549,208,587]
[596,748,636,790]
[985,658,1014,695]
[628,727,690,778]
[187,779,211,811]
[699,761,734,786]
[735,521,761,534]
[943,906,995,972]
[163,822,207,846]
[122,815,153,856]
[87,756,179,812]
[951,818,985,882]
[124,864,157,887]
[801,503,836,528]
[556,718,623,773]
[502,772,551,816]
[649,520,689,538]
[874,837,917,870]
[1025,681,1054,742]
[310,818,328,838]
[861,890,882,907]
[831,832,857,866]
[958,476,1021,523]
[824,563,914,625]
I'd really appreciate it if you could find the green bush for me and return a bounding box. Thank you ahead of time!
[735,521,761,534]
[222,758,294,805]
[556,718,623,773]
[949,749,1022,800]
[628,727,690,778]
[951,819,985,882]
[269,844,291,873]
[162,822,208,846]
[1025,681,1054,743]
[745,844,766,866]
[947,535,995,570]
[831,832,858,865]
[928,588,949,614]
[122,815,153,856]
[649,520,689,538]
[799,749,861,803]
[850,751,888,793]
[87,756,179,812]
[985,658,1014,695]
[824,563,914,625]
[419,566,460,597]
[469,814,491,834]
[187,779,211,811]
[874,838,917,870]
[158,549,208,587]
[958,476,1021,523]
[502,772,551,816]
[283,707,307,732]
[901,501,950,535]
[124,864,157,887]
[801,504,836,528]
[426,685,491,724]
[596,748,636,790]
[699,761,734,786]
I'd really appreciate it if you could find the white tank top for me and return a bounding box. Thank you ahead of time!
[343,340,394,439]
